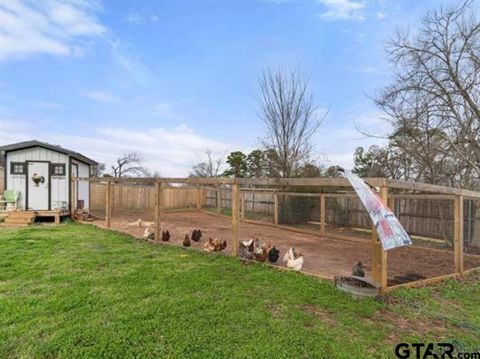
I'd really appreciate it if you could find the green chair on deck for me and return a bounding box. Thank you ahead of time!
[0,190,20,211]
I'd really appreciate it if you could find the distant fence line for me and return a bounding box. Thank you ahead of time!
[90,183,201,212]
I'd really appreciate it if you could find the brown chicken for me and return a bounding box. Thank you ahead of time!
[204,237,227,252]
[253,239,270,262]
[204,238,214,252]
[183,233,191,247]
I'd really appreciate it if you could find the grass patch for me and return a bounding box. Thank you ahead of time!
[0,223,479,358]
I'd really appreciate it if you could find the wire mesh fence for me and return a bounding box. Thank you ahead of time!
[83,181,235,255]
[203,187,275,223]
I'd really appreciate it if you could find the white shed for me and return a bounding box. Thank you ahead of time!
[0,140,97,211]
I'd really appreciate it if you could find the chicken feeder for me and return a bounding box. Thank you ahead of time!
[334,276,380,297]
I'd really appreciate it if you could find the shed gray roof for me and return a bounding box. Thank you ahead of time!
[0,140,97,166]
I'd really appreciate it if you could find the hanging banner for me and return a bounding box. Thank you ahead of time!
[343,170,412,250]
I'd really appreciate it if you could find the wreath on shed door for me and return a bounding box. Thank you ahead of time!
[32,173,45,187]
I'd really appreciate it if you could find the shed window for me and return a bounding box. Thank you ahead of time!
[51,163,66,176]
[10,162,26,175]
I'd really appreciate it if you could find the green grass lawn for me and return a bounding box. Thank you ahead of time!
[0,223,479,358]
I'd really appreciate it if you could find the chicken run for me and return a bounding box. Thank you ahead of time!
[75,176,480,294]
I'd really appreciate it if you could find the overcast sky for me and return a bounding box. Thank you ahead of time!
[0,0,464,175]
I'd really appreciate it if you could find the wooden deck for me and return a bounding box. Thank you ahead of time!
[1,210,70,227]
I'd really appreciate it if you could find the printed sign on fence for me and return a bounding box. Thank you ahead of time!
[343,170,412,250]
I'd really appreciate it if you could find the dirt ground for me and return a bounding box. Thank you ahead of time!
[88,210,480,286]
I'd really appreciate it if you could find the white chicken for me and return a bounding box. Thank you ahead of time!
[283,247,304,271]
[143,226,154,241]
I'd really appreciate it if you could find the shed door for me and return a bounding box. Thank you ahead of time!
[27,162,50,210]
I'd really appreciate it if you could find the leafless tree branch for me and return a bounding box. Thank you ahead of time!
[257,66,326,177]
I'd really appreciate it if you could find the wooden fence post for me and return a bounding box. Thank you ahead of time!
[231,182,240,256]
[105,181,111,228]
[320,194,326,233]
[196,187,202,211]
[454,195,464,275]
[241,192,245,220]
[372,184,388,292]
[274,193,279,225]
[117,183,123,210]
[252,188,255,212]
[155,181,162,241]
[216,188,221,214]
[387,197,395,213]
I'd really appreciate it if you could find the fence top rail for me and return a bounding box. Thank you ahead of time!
[386,179,480,198]
[389,194,456,200]
[235,177,386,187]
[276,192,357,198]
[76,176,480,197]
[275,192,460,200]
[208,187,279,193]
[77,176,384,186]
[77,177,235,185]
[240,188,280,192]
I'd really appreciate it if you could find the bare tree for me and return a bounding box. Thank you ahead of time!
[111,152,148,178]
[142,169,162,184]
[257,66,325,177]
[91,163,105,177]
[190,150,223,177]
[375,1,480,188]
